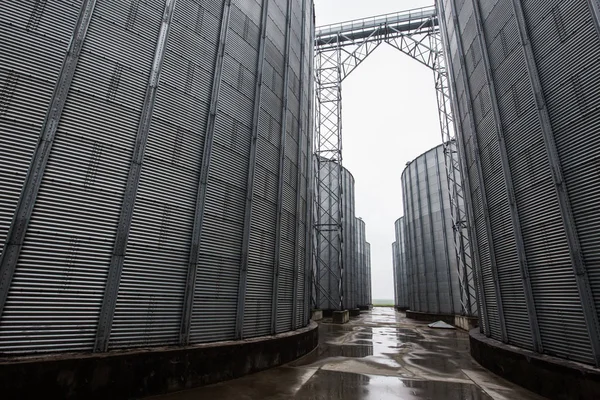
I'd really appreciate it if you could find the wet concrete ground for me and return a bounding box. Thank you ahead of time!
[149,308,547,400]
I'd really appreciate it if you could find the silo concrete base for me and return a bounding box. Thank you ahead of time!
[358,305,371,310]
[332,310,350,324]
[470,328,600,400]
[0,322,319,400]
[311,309,323,321]
[349,308,361,317]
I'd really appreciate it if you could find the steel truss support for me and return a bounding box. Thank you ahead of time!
[313,4,478,316]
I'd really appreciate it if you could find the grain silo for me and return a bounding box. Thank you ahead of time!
[0,0,315,365]
[440,0,600,369]
[439,0,600,376]
[393,217,409,310]
[316,161,356,311]
[402,144,461,316]
[365,241,372,306]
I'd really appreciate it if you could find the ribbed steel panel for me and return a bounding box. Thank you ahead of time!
[401,145,463,316]
[0,0,314,354]
[443,0,600,366]
[109,0,219,349]
[392,217,409,310]
[317,162,359,310]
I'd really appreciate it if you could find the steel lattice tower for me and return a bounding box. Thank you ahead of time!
[313,4,479,317]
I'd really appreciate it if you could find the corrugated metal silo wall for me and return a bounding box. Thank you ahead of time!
[392,241,398,307]
[355,218,367,307]
[401,145,461,315]
[0,0,314,355]
[365,241,371,305]
[393,217,409,309]
[317,163,356,310]
[440,0,600,366]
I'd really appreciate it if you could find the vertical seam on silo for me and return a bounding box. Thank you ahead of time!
[414,157,431,313]
[407,166,421,312]
[434,147,455,314]
[272,0,294,335]
[585,0,600,39]
[423,150,442,314]
[510,0,600,366]
[95,0,176,351]
[303,8,316,324]
[236,0,271,340]
[179,0,232,346]
[292,0,308,331]
[471,0,543,353]
[0,0,97,319]
[436,0,490,336]
[447,0,509,343]
[94,0,177,353]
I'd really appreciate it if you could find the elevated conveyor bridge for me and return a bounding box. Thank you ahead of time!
[312,4,479,319]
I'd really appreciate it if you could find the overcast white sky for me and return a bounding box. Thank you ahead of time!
[313,0,442,300]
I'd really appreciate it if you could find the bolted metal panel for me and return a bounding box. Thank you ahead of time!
[0,0,314,355]
[109,0,223,349]
[95,0,178,353]
[401,145,463,315]
[317,162,357,310]
[180,0,232,346]
[444,0,600,366]
[393,217,409,310]
[0,0,97,353]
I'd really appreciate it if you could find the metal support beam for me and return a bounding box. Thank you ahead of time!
[95,0,176,352]
[236,0,270,340]
[470,0,542,352]
[511,0,600,365]
[586,0,600,39]
[414,160,432,313]
[271,0,293,335]
[423,152,441,313]
[428,23,478,318]
[0,0,97,318]
[434,148,454,314]
[445,0,508,341]
[180,0,232,346]
[292,0,309,330]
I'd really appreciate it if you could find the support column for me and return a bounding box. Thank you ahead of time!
[236,0,270,340]
[271,0,294,335]
[179,0,232,346]
[95,0,177,352]
[0,0,98,318]
[445,0,508,342]
[470,0,542,353]
[510,0,600,365]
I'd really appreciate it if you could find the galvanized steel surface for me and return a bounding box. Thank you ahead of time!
[317,163,367,310]
[0,0,314,354]
[401,145,462,316]
[393,217,409,309]
[441,0,600,366]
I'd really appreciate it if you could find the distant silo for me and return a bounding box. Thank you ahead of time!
[393,217,409,310]
[365,241,372,306]
[317,161,356,310]
[0,0,315,355]
[355,217,369,308]
[401,144,461,316]
[440,0,600,367]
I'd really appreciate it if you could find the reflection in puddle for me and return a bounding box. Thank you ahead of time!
[295,370,492,400]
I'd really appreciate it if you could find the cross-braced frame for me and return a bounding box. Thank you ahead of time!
[313,4,478,316]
